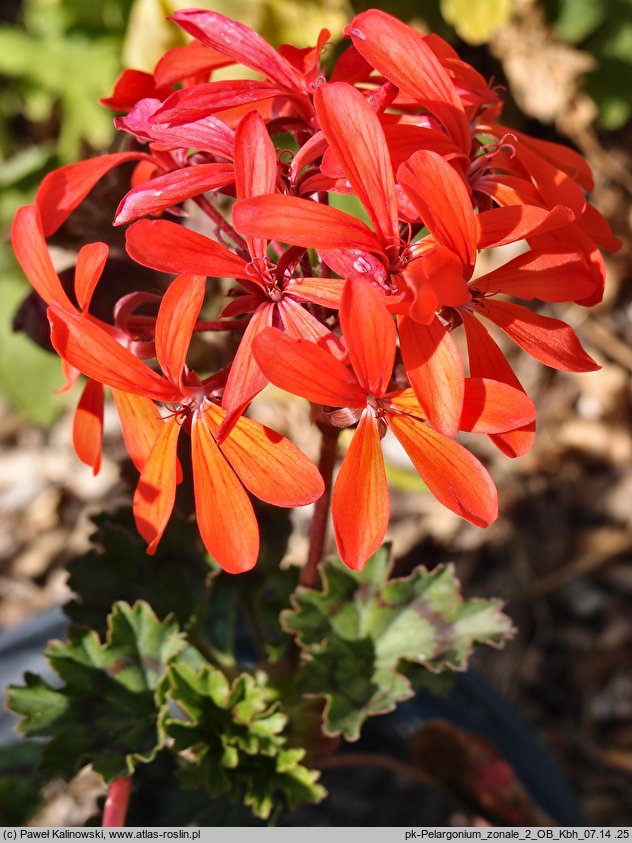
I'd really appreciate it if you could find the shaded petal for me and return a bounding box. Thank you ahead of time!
[332,410,389,571]
[398,315,464,437]
[74,242,108,312]
[476,299,599,372]
[191,416,259,573]
[234,111,277,259]
[315,83,399,252]
[221,302,274,423]
[11,205,74,310]
[133,415,180,554]
[155,274,206,390]
[233,195,383,254]
[473,248,597,303]
[48,306,181,402]
[153,81,289,125]
[284,276,345,309]
[460,378,536,433]
[253,328,366,407]
[111,389,173,475]
[101,69,165,111]
[346,10,470,152]
[114,163,235,226]
[461,310,535,458]
[35,152,149,236]
[388,412,497,527]
[476,204,574,249]
[340,276,395,397]
[171,10,304,92]
[72,379,104,474]
[398,150,477,269]
[154,43,233,88]
[204,403,324,507]
[279,297,346,360]
[126,219,249,279]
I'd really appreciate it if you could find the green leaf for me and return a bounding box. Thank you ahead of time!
[554,0,606,43]
[0,742,43,826]
[0,263,68,426]
[163,663,325,820]
[283,547,514,740]
[65,508,213,639]
[7,601,186,782]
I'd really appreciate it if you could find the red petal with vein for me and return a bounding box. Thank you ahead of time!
[388,412,497,527]
[384,123,466,171]
[234,111,276,260]
[154,43,234,88]
[398,150,477,269]
[48,306,181,402]
[508,127,594,193]
[126,219,249,279]
[153,81,288,125]
[11,205,73,309]
[332,410,389,571]
[151,115,235,158]
[476,204,574,249]
[72,379,104,475]
[341,276,395,397]
[578,203,622,253]
[74,242,108,311]
[284,276,345,309]
[346,10,470,152]
[476,299,599,372]
[221,302,273,422]
[315,83,399,252]
[233,195,383,254]
[461,310,535,458]
[191,416,258,573]
[101,69,165,111]
[35,153,149,236]
[171,10,304,92]
[473,249,597,303]
[398,315,464,437]
[460,379,536,433]
[514,140,587,219]
[278,297,346,361]
[253,328,366,407]
[111,389,169,475]
[290,131,328,185]
[204,403,324,507]
[155,275,206,390]
[114,163,235,226]
[133,415,180,554]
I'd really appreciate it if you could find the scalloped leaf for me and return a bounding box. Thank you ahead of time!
[7,601,186,783]
[283,547,514,739]
[65,508,212,639]
[162,663,325,820]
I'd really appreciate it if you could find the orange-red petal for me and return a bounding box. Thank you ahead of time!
[133,415,181,555]
[340,276,395,397]
[388,412,497,527]
[74,242,108,312]
[332,409,389,571]
[72,379,104,475]
[398,315,464,437]
[204,404,324,507]
[155,274,206,390]
[191,416,259,573]
[253,328,366,408]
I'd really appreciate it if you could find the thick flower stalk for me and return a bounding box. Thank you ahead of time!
[12,7,619,573]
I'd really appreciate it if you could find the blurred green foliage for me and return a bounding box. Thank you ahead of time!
[545,0,632,130]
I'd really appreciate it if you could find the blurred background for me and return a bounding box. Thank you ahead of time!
[0,0,631,827]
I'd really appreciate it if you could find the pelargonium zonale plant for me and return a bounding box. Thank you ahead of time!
[8,6,620,827]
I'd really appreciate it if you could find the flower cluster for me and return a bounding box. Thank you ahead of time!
[12,8,619,572]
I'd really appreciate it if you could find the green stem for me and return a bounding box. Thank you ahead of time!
[300,423,339,589]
